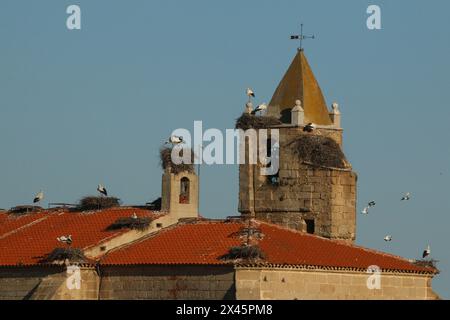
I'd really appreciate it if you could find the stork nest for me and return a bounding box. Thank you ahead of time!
[413,259,439,271]
[289,134,348,169]
[221,245,266,262]
[41,248,86,264]
[77,196,121,211]
[235,113,282,130]
[160,147,195,174]
[8,205,43,216]
[107,216,152,231]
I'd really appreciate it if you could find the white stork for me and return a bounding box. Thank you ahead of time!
[246,88,255,98]
[384,235,392,242]
[401,192,411,201]
[97,184,108,197]
[422,245,431,259]
[57,235,72,246]
[33,191,44,204]
[251,103,267,115]
[303,123,316,133]
[166,135,184,145]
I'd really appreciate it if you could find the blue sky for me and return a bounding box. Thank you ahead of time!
[0,0,449,298]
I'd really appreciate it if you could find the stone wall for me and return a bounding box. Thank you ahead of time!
[0,265,438,300]
[0,266,63,300]
[235,267,439,300]
[99,265,235,300]
[239,126,357,242]
[0,266,99,300]
[31,267,99,300]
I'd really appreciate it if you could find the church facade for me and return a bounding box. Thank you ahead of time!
[0,49,439,300]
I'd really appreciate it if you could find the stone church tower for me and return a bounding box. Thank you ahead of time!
[239,49,357,243]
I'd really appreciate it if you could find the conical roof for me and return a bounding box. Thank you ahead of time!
[268,50,332,125]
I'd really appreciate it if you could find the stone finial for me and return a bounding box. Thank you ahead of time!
[291,99,304,126]
[329,102,341,128]
[331,102,340,114]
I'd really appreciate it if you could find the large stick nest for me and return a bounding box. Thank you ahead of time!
[221,245,266,262]
[235,113,282,130]
[413,259,439,272]
[107,216,152,231]
[77,196,121,211]
[289,134,349,169]
[160,146,195,174]
[8,205,43,216]
[41,248,86,264]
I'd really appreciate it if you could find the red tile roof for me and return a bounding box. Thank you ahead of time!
[0,208,161,266]
[102,220,435,274]
[0,212,8,224]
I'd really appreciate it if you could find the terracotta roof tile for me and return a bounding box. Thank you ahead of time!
[102,220,435,274]
[0,208,161,266]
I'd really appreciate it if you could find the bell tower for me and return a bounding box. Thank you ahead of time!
[238,49,357,243]
[161,168,199,220]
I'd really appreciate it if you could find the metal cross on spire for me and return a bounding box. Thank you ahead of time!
[291,23,315,51]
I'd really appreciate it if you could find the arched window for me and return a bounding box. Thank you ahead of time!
[179,177,190,204]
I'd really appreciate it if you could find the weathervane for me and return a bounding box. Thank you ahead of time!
[291,23,315,51]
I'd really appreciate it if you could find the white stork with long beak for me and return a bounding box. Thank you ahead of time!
[97,184,108,197]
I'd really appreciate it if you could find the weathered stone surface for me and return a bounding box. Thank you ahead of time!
[99,266,235,300]
[235,268,438,300]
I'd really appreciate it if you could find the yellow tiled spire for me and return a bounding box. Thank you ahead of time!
[268,50,332,125]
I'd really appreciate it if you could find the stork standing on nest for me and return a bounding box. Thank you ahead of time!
[422,245,431,259]
[251,103,267,116]
[246,88,255,103]
[57,235,72,246]
[33,190,44,205]
[97,184,108,197]
[303,123,316,133]
[165,135,184,145]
